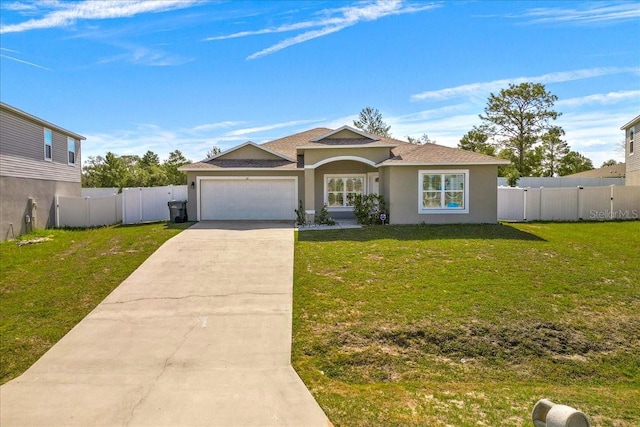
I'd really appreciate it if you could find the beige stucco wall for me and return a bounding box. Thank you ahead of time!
[0,176,80,241]
[217,145,283,160]
[384,165,499,224]
[185,170,304,220]
[303,146,392,167]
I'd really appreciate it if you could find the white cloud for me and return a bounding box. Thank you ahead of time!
[225,119,324,137]
[206,0,439,60]
[0,54,52,70]
[557,90,640,107]
[98,44,193,67]
[0,0,200,34]
[412,67,640,101]
[519,3,640,25]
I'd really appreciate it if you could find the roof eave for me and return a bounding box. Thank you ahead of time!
[1,101,86,140]
[621,114,640,130]
[298,143,397,150]
[376,160,511,167]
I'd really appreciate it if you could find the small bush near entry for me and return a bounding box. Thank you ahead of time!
[294,200,306,225]
[352,194,388,225]
[314,204,335,226]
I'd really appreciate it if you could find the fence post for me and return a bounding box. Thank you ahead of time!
[86,197,91,227]
[139,187,143,223]
[610,185,615,220]
[523,188,528,221]
[577,186,583,220]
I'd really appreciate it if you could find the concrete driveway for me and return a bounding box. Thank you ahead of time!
[1,221,332,426]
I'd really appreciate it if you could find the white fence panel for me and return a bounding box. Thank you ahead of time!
[612,186,640,220]
[498,177,625,188]
[82,187,119,197]
[56,195,123,227]
[88,195,121,226]
[57,196,89,227]
[540,188,579,221]
[579,187,611,220]
[497,187,525,221]
[121,185,187,224]
[122,188,142,224]
[524,188,542,221]
[498,185,639,222]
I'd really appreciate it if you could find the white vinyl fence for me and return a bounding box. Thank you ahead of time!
[56,185,188,227]
[497,177,625,188]
[498,186,640,221]
[56,194,123,228]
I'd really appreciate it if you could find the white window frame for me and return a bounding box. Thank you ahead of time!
[630,128,634,155]
[44,128,52,161]
[67,137,76,165]
[324,174,367,210]
[418,169,469,214]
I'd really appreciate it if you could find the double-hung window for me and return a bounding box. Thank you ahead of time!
[419,170,469,214]
[630,129,634,155]
[44,128,52,161]
[67,138,76,165]
[325,175,365,208]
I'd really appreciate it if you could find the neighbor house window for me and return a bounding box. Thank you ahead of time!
[325,175,365,208]
[419,170,469,214]
[630,129,634,154]
[44,128,52,161]
[67,137,76,165]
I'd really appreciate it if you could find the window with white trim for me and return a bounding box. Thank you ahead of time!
[67,137,76,165]
[325,175,365,208]
[419,170,469,214]
[630,128,634,155]
[44,128,52,161]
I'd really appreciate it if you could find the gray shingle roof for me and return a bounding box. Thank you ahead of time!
[181,126,508,171]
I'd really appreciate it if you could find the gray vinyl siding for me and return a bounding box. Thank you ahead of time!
[0,108,82,183]
[625,123,640,185]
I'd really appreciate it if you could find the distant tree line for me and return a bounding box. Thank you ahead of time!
[82,150,190,189]
[458,82,593,184]
[354,82,596,187]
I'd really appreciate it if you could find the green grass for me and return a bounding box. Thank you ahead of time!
[0,222,193,385]
[293,222,640,426]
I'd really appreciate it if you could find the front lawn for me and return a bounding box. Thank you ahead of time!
[0,223,192,384]
[293,222,640,426]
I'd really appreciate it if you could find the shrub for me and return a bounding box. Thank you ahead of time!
[315,204,335,226]
[352,194,388,225]
[294,200,306,225]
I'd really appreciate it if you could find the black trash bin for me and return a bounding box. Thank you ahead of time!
[168,200,188,223]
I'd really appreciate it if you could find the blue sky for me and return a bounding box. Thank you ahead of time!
[1,0,639,168]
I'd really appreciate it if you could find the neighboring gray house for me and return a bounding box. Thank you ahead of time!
[621,115,640,186]
[180,125,509,224]
[0,102,85,241]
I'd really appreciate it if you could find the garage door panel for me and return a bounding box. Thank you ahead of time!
[200,179,296,220]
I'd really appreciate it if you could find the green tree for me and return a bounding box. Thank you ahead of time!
[206,146,222,158]
[479,82,561,176]
[558,151,594,176]
[353,107,391,137]
[601,159,620,167]
[163,150,190,185]
[540,126,569,177]
[407,133,434,144]
[458,127,496,156]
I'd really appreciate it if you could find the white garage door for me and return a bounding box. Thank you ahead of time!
[200,178,297,220]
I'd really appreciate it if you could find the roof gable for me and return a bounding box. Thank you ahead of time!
[310,125,380,142]
[206,141,294,162]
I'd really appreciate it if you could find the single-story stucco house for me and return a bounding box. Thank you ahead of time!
[180,126,509,224]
